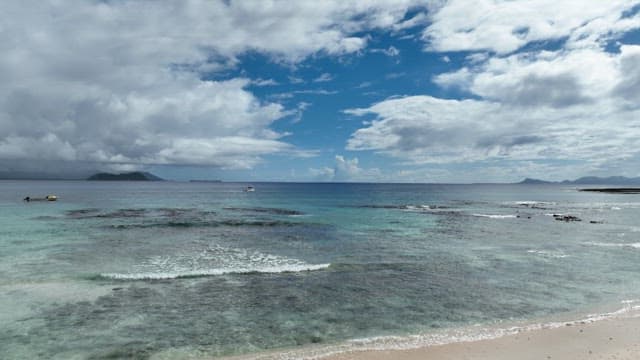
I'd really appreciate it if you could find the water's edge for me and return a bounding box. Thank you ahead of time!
[214,299,640,360]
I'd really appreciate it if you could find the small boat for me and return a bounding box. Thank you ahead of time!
[23,195,58,202]
[244,186,255,192]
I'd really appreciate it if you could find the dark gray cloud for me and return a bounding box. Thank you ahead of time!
[614,45,640,104]
[489,73,592,108]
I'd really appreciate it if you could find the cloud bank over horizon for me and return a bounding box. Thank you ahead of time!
[346,0,640,181]
[1,0,639,182]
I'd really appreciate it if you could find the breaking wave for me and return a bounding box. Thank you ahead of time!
[96,244,331,281]
[99,263,331,280]
[526,249,569,258]
[471,214,518,219]
[356,204,449,211]
[584,242,640,249]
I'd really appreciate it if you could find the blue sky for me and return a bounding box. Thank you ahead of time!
[1,1,640,182]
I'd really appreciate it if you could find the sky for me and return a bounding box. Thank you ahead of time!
[1,0,640,182]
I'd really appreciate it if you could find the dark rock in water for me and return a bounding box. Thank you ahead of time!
[589,220,604,224]
[553,214,581,222]
[66,208,147,219]
[580,188,640,194]
[224,207,305,216]
[87,171,164,181]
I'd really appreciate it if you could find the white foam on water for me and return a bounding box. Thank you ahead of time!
[101,263,331,280]
[472,214,518,219]
[99,244,331,280]
[237,300,640,360]
[403,205,439,211]
[526,249,569,258]
[584,242,640,249]
[512,201,556,207]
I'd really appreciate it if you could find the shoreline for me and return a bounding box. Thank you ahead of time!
[326,315,640,360]
[221,300,640,360]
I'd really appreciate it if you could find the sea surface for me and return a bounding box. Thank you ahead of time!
[1,181,640,359]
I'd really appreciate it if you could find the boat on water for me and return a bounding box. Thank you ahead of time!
[23,195,58,202]
[244,186,255,192]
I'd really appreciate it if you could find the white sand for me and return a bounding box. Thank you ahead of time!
[326,316,640,360]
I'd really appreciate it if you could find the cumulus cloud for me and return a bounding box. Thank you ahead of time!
[309,166,336,181]
[342,0,640,180]
[434,46,630,108]
[346,95,640,166]
[423,0,638,54]
[0,0,430,172]
[310,155,381,181]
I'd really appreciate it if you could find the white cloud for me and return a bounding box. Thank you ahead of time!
[371,46,400,56]
[346,95,640,167]
[340,0,640,181]
[392,12,430,31]
[289,102,311,124]
[313,73,334,83]
[288,76,305,84]
[0,0,430,171]
[423,0,639,54]
[435,46,624,108]
[309,166,336,181]
[310,155,381,181]
[334,155,363,181]
[293,89,339,95]
[251,78,279,86]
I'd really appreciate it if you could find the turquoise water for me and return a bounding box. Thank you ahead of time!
[1,181,640,359]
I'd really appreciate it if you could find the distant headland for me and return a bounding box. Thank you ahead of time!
[87,171,164,181]
[518,176,640,185]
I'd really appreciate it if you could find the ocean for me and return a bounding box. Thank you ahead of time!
[1,180,639,359]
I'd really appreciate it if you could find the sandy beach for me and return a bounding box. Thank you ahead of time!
[224,305,640,360]
[326,315,640,360]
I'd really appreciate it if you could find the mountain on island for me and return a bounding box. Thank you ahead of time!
[519,176,640,185]
[519,178,554,184]
[87,171,164,181]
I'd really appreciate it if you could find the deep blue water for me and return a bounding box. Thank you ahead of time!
[1,181,640,359]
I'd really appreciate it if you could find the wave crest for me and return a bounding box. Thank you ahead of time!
[99,263,331,280]
[472,214,518,219]
[584,242,640,249]
[95,244,331,281]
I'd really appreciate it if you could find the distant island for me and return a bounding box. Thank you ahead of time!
[87,171,164,181]
[519,176,640,185]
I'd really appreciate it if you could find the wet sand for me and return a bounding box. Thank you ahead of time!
[326,316,640,360]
